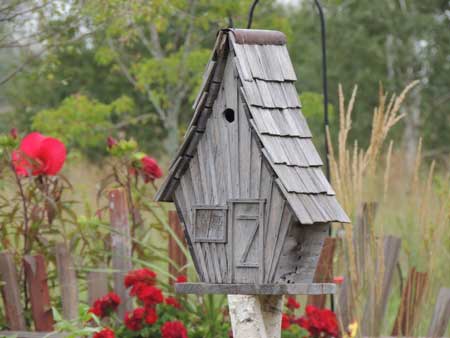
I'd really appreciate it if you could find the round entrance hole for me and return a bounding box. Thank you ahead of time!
[223,108,235,123]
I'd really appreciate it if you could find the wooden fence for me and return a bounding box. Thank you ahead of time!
[0,198,449,337]
[0,188,187,337]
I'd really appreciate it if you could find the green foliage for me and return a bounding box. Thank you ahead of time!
[300,91,335,157]
[32,95,133,155]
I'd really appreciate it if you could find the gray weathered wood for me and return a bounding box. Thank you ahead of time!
[55,243,78,320]
[0,251,26,330]
[87,270,109,306]
[108,188,132,317]
[361,235,401,336]
[176,283,336,295]
[428,288,450,338]
[157,28,349,295]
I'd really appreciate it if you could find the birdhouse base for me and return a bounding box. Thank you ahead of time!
[175,282,336,295]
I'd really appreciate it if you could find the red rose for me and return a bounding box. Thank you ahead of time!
[176,275,187,283]
[161,321,188,338]
[298,305,340,338]
[165,296,182,309]
[144,307,158,324]
[125,268,157,289]
[13,132,66,176]
[93,328,115,338]
[89,292,121,318]
[141,156,163,183]
[281,313,291,330]
[135,284,164,307]
[286,297,300,310]
[124,307,145,331]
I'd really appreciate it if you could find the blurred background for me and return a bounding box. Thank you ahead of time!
[0,0,448,166]
[0,1,449,336]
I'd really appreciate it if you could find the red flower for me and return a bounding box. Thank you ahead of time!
[135,284,164,307]
[13,132,66,176]
[144,307,158,324]
[298,305,340,338]
[281,313,291,330]
[141,156,163,183]
[107,136,117,149]
[89,292,121,318]
[10,128,18,139]
[124,307,145,331]
[286,297,300,310]
[165,296,182,309]
[161,321,188,338]
[333,276,344,285]
[125,268,157,289]
[176,275,187,283]
[93,328,115,338]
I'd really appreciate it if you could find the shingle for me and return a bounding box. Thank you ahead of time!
[243,44,266,79]
[232,44,252,81]
[275,45,297,81]
[193,60,216,110]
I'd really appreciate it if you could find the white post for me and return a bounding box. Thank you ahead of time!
[228,295,283,338]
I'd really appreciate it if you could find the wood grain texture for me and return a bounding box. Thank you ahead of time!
[361,235,401,336]
[175,283,336,295]
[428,288,450,338]
[87,270,108,306]
[392,267,429,336]
[0,251,26,330]
[108,188,132,317]
[307,238,337,308]
[168,211,187,283]
[23,255,54,332]
[54,243,78,320]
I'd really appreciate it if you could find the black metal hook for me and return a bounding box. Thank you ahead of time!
[247,0,260,29]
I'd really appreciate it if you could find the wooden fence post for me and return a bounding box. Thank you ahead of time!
[168,210,187,283]
[55,243,78,320]
[0,251,26,330]
[391,267,428,336]
[307,237,336,308]
[87,270,109,306]
[109,188,132,318]
[361,235,401,336]
[427,288,450,338]
[338,202,378,329]
[23,255,54,332]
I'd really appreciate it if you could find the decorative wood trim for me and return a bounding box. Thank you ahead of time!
[175,282,336,295]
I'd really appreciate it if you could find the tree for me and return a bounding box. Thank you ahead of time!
[289,0,450,166]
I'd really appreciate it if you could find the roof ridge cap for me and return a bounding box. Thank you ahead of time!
[223,28,286,45]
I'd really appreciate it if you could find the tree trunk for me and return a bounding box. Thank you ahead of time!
[402,85,422,171]
[163,112,179,156]
[228,295,283,338]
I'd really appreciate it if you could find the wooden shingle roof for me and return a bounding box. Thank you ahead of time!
[155,29,350,224]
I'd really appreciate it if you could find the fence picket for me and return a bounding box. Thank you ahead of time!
[55,243,78,320]
[108,188,132,317]
[0,251,26,330]
[307,237,336,308]
[23,255,54,332]
[168,210,187,283]
[427,288,450,338]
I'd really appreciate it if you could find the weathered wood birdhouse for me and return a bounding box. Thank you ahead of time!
[155,29,350,295]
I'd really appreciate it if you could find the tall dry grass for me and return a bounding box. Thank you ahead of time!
[328,81,450,336]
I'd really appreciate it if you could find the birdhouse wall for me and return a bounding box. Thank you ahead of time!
[173,55,298,284]
[272,222,328,284]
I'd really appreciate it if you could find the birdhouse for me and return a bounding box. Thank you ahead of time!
[155,29,350,295]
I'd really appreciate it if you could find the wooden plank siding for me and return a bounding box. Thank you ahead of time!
[173,53,305,285]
